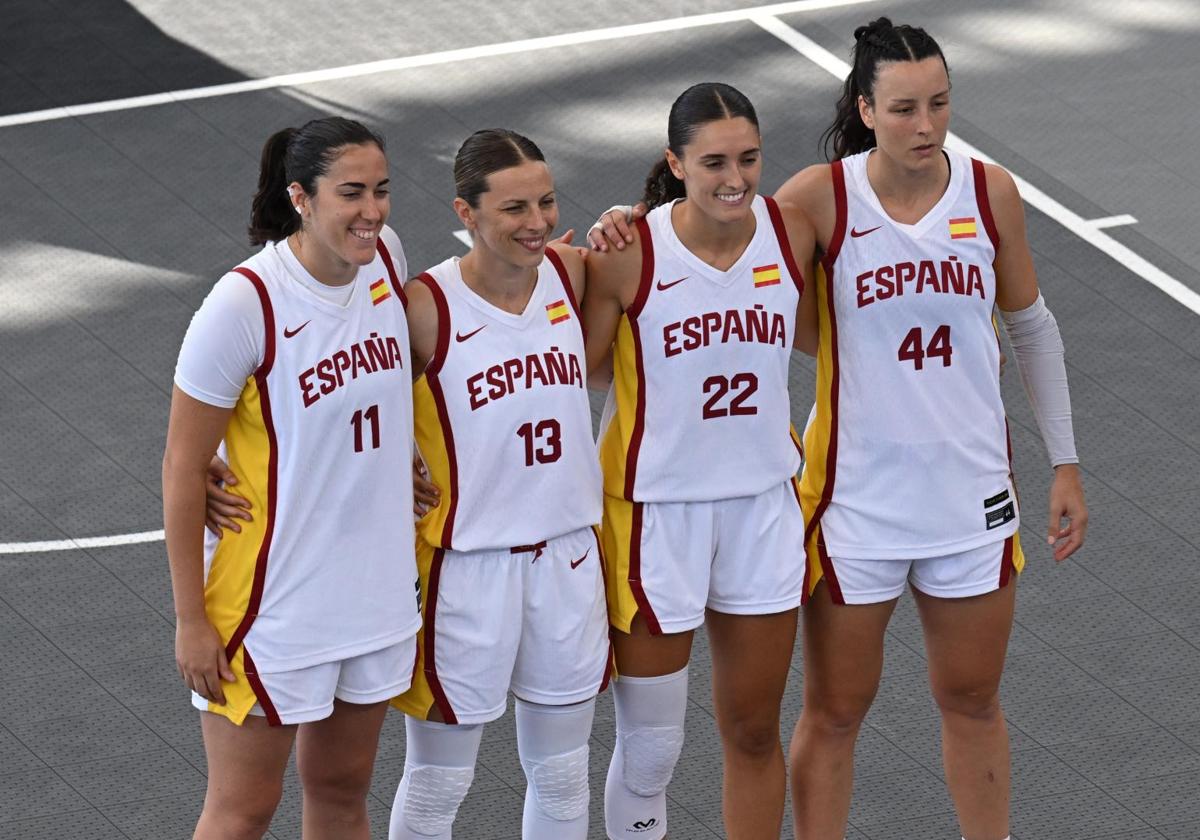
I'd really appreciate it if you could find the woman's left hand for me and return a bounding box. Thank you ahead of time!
[1047,464,1087,561]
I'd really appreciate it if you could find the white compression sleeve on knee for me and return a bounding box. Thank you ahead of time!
[1000,294,1078,467]
[516,697,597,839]
[389,717,484,840]
[604,667,689,840]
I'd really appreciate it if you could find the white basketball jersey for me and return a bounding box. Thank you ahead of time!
[599,195,803,502]
[204,237,420,674]
[800,149,1019,561]
[414,251,602,552]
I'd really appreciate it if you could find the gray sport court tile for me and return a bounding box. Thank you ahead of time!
[3,1,1200,838]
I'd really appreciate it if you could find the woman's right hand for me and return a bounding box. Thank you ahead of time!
[413,454,440,516]
[175,615,235,705]
[205,456,252,536]
[587,203,647,252]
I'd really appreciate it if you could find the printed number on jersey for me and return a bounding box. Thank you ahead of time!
[897,325,953,370]
[701,373,759,419]
[351,405,381,452]
[517,419,562,465]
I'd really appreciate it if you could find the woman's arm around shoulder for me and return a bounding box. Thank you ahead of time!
[581,224,644,385]
[775,163,838,251]
[774,201,819,356]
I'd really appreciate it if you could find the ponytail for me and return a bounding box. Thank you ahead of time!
[643,158,686,209]
[820,17,948,161]
[247,116,386,246]
[643,82,759,211]
[249,128,297,246]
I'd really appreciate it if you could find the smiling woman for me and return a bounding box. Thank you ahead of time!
[162,116,419,840]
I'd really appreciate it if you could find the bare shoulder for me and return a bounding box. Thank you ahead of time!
[981,162,1022,210]
[403,274,440,365]
[547,242,586,298]
[585,222,644,299]
[774,163,835,214]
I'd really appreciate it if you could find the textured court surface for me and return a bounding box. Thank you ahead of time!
[2,1,1200,838]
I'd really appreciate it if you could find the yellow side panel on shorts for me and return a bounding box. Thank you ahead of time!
[599,314,641,500]
[413,374,453,549]
[204,644,258,725]
[799,261,836,593]
[1011,530,1026,575]
[600,494,639,634]
[391,537,438,719]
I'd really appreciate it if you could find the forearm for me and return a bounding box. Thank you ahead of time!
[1000,294,1078,467]
[162,456,211,623]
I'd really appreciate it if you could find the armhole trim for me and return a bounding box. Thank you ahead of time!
[764,196,805,296]
[822,160,848,271]
[416,273,450,378]
[231,266,276,378]
[376,238,408,308]
[627,217,654,319]
[972,158,1001,252]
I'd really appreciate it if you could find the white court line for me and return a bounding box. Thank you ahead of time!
[0,0,876,129]
[1087,214,1138,229]
[6,4,1198,554]
[751,14,1200,317]
[0,529,165,555]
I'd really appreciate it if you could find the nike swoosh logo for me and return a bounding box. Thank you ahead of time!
[570,549,589,570]
[455,325,487,342]
[656,276,688,291]
[283,321,311,338]
[850,225,882,238]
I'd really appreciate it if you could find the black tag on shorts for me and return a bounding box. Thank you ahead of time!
[986,502,1016,530]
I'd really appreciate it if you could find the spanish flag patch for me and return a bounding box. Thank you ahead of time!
[369,278,391,305]
[546,299,570,324]
[753,264,781,288]
[949,217,977,240]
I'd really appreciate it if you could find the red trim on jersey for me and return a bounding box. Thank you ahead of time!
[224,268,279,663]
[627,502,663,635]
[376,238,408,308]
[764,196,805,296]
[545,247,580,318]
[592,527,615,694]
[422,548,458,725]
[416,274,460,548]
[242,647,282,726]
[998,535,1015,589]
[627,217,655,318]
[621,218,655,500]
[972,159,1001,252]
[816,535,846,605]
[823,160,849,265]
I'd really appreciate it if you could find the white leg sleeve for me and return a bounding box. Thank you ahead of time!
[389,717,484,840]
[604,667,688,840]
[516,697,597,839]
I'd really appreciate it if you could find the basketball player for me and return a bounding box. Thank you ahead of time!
[387,129,609,840]
[583,83,816,840]
[590,21,1088,840]
[163,117,419,840]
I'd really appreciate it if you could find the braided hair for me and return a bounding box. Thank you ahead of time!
[819,18,948,161]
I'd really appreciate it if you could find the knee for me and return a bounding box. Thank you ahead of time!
[525,743,591,821]
[801,693,873,738]
[301,763,372,809]
[202,784,281,839]
[393,763,475,836]
[932,683,1002,722]
[618,724,686,796]
[720,712,781,760]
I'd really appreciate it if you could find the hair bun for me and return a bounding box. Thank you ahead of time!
[854,17,894,45]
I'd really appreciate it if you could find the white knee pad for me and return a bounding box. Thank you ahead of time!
[516,697,596,838]
[620,725,685,796]
[396,764,475,836]
[525,742,591,820]
[390,717,484,840]
[604,667,689,840]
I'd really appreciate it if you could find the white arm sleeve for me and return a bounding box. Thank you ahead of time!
[999,294,1079,467]
[174,272,267,408]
